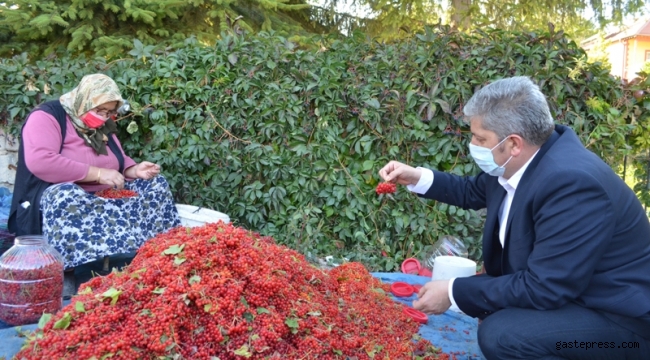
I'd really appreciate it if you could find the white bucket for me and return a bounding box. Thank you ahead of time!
[175,204,230,227]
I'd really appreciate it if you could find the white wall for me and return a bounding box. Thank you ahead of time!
[608,42,626,79]
[0,129,18,192]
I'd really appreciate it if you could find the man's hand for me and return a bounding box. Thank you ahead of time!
[378,161,422,186]
[412,280,452,315]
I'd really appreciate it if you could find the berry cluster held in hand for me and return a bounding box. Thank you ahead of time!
[16,223,449,359]
[95,188,138,199]
[376,182,397,195]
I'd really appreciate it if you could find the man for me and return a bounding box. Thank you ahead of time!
[379,76,650,359]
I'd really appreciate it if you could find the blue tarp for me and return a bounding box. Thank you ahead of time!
[373,272,484,359]
[0,265,484,359]
[0,186,11,228]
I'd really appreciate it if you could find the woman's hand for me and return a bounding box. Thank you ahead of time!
[126,161,160,180]
[98,168,125,189]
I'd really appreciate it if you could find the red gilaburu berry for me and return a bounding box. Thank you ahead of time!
[95,188,139,199]
[15,223,449,360]
[376,182,397,195]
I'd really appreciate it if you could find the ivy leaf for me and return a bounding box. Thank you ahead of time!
[364,98,380,109]
[75,301,86,313]
[243,311,254,322]
[126,121,139,134]
[130,268,147,279]
[38,313,52,329]
[362,160,374,171]
[53,312,72,330]
[434,99,451,114]
[189,275,201,284]
[98,288,122,306]
[78,286,92,295]
[162,244,185,255]
[228,54,238,65]
[233,344,251,358]
[285,318,299,333]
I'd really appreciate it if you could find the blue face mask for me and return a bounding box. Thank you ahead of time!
[469,136,513,177]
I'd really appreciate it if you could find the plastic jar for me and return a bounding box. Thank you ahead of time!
[423,235,469,270]
[0,235,64,326]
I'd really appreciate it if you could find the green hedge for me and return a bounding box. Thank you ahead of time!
[1,26,648,271]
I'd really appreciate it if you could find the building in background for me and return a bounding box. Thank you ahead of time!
[582,18,650,81]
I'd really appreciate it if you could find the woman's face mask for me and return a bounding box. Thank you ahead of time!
[80,111,107,129]
[469,136,513,177]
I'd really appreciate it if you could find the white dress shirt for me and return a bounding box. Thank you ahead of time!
[408,152,538,313]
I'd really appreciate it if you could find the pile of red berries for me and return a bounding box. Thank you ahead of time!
[95,188,139,199]
[0,259,63,326]
[16,223,448,359]
[376,182,397,194]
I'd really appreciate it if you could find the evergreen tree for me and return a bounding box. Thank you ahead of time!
[0,0,327,58]
[317,0,648,40]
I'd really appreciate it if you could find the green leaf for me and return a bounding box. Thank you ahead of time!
[75,301,86,313]
[364,98,380,109]
[162,244,185,255]
[189,275,201,284]
[78,286,92,295]
[37,313,52,329]
[174,256,187,265]
[243,311,254,322]
[228,54,238,65]
[362,160,374,171]
[204,304,212,312]
[98,288,122,306]
[126,121,139,134]
[53,312,72,330]
[256,307,271,314]
[153,287,166,294]
[234,344,251,357]
[285,318,299,330]
[130,268,147,279]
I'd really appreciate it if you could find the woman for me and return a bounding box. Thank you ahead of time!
[8,74,180,298]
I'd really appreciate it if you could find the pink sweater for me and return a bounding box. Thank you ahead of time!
[23,110,137,192]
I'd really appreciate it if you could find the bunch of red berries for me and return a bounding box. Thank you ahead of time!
[16,223,448,360]
[376,182,397,194]
[95,188,138,199]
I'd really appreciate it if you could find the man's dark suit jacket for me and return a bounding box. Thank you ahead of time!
[423,125,650,339]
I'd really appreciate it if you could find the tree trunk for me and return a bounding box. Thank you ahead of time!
[450,0,471,30]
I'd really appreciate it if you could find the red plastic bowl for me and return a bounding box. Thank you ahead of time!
[403,306,428,324]
[401,258,421,274]
[390,282,415,297]
[418,267,432,278]
[411,284,423,293]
